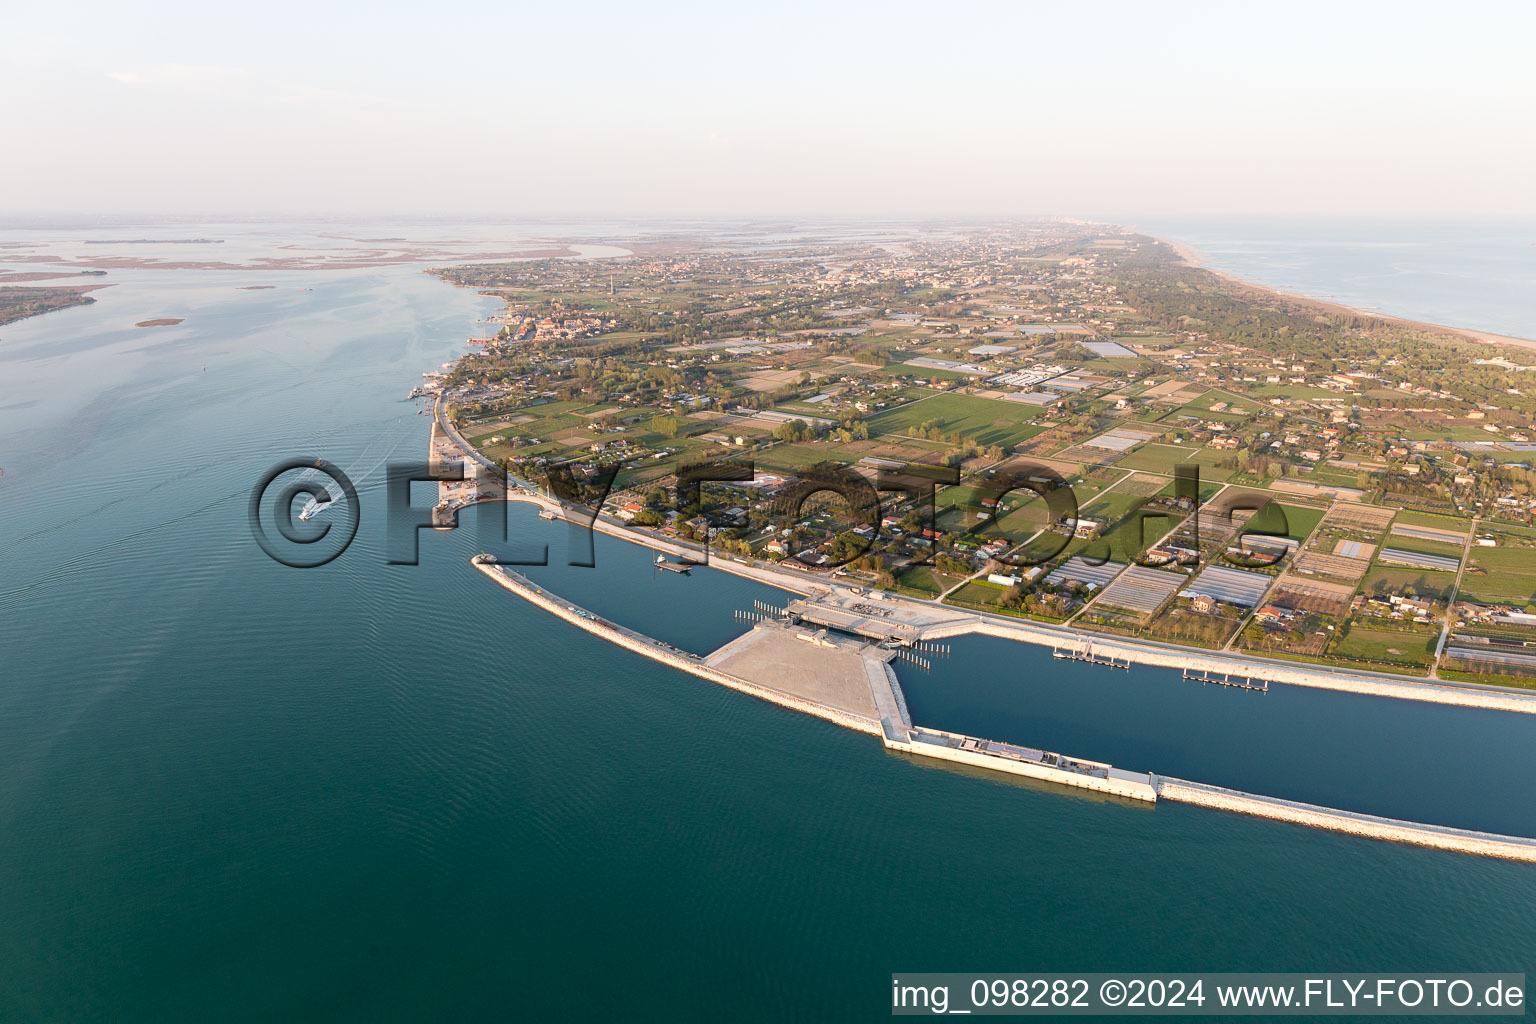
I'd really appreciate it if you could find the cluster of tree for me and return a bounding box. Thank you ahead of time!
[906,418,947,441]
[773,419,819,442]
[849,553,887,574]
[995,583,1073,617]
[825,533,874,564]
[943,441,1008,467]
[831,418,871,443]
[1107,240,1536,419]
[935,552,972,577]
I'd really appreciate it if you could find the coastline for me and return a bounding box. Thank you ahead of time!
[474,555,1536,862]
[1158,233,1536,350]
[441,324,1536,858]
[430,380,1536,713]
[495,484,1536,715]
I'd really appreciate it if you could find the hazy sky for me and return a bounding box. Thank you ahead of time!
[5,1,1534,218]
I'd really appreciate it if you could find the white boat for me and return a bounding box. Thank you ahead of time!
[299,496,335,521]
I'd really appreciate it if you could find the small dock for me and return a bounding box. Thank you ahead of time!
[1183,669,1268,692]
[654,550,705,574]
[1051,643,1130,670]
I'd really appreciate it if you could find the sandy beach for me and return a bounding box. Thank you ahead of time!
[1160,234,1536,351]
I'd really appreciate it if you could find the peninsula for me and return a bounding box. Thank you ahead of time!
[425,222,1536,692]
[415,221,1536,859]
[0,284,108,327]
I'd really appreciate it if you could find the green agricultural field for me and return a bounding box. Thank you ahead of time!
[1304,464,1373,488]
[755,439,881,474]
[1483,522,1536,543]
[934,484,987,509]
[1438,666,1536,690]
[1012,530,1075,567]
[463,399,603,442]
[934,505,975,533]
[776,400,839,416]
[467,426,512,447]
[950,477,1101,512]
[1117,334,1178,349]
[1378,534,1466,559]
[1329,624,1438,670]
[1361,566,1458,602]
[1176,447,1238,482]
[1397,425,1515,442]
[1117,418,1179,434]
[944,478,1070,525]
[1170,389,1255,424]
[1459,540,1536,605]
[875,363,975,381]
[1248,383,1349,401]
[480,439,559,462]
[945,580,1008,611]
[893,565,965,598]
[1081,489,1148,523]
[1243,501,1326,543]
[1115,443,1197,474]
[868,392,1047,447]
[1081,509,1189,565]
[970,503,1056,545]
[1154,477,1224,505]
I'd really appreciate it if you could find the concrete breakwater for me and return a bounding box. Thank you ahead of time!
[474,557,1160,804]
[951,619,1536,716]
[473,555,1536,861]
[492,488,1536,715]
[472,558,880,738]
[476,555,1536,859]
[882,721,1159,803]
[1156,777,1536,863]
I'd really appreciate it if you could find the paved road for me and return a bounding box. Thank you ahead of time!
[1431,515,1480,678]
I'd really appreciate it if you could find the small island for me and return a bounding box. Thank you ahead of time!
[84,238,224,245]
[134,318,184,328]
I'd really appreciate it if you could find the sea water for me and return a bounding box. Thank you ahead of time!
[2,231,1533,1021]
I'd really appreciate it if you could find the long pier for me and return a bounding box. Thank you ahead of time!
[474,555,1536,862]
[1155,777,1536,862]
[473,558,882,738]
[473,557,1155,803]
[446,415,1536,857]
